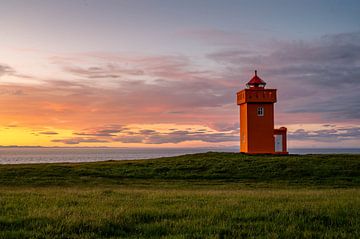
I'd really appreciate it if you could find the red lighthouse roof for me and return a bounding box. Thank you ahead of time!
[246,70,266,89]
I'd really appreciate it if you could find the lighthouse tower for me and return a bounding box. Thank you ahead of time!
[237,71,288,154]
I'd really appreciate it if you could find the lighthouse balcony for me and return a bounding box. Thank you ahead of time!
[237,89,277,105]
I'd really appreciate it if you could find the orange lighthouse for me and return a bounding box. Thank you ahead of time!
[237,71,288,154]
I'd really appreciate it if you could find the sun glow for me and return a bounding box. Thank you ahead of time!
[0,127,73,146]
[0,123,238,147]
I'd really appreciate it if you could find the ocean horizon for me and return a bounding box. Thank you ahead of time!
[0,147,359,164]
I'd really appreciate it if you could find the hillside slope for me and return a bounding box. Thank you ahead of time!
[0,152,359,187]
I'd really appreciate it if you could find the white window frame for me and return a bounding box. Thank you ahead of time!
[257,107,264,116]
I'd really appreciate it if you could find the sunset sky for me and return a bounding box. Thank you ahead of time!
[0,0,359,148]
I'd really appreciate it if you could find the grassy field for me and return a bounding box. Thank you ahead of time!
[0,152,360,238]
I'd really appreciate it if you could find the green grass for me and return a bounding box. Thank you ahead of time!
[0,152,360,238]
[1,152,359,188]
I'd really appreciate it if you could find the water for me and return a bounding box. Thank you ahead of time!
[0,147,359,164]
[289,148,360,155]
[0,147,236,164]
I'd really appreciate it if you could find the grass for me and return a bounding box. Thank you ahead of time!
[0,152,360,238]
[1,152,359,188]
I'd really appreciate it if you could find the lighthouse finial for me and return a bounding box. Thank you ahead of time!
[255,70,257,76]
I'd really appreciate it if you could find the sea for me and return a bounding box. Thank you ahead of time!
[0,147,359,164]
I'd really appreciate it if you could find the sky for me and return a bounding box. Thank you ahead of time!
[0,0,359,148]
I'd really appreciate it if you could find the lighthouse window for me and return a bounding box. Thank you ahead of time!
[257,107,264,116]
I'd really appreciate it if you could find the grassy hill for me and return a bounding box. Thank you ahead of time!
[1,153,360,238]
[0,152,359,188]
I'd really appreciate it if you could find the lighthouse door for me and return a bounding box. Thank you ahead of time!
[275,135,282,152]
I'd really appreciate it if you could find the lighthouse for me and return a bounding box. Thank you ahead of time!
[236,71,288,154]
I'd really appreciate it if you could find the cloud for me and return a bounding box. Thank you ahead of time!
[52,137,108,145]
[63,64,144,79]
[5,124,18,128]
[139,129,157,135]
[207,31,360,122]
[178,29,255,46]
[0,64,15,76]
[0,64,32,80]
[74,125,124,137]
[114,135,144,143]
[144,130,238,144]
[0,89,26,96]
[207,122,239,132]
[289,127,360,142]
[39,131,58,135]
[51,125,239,145]
[114,129,238,145]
